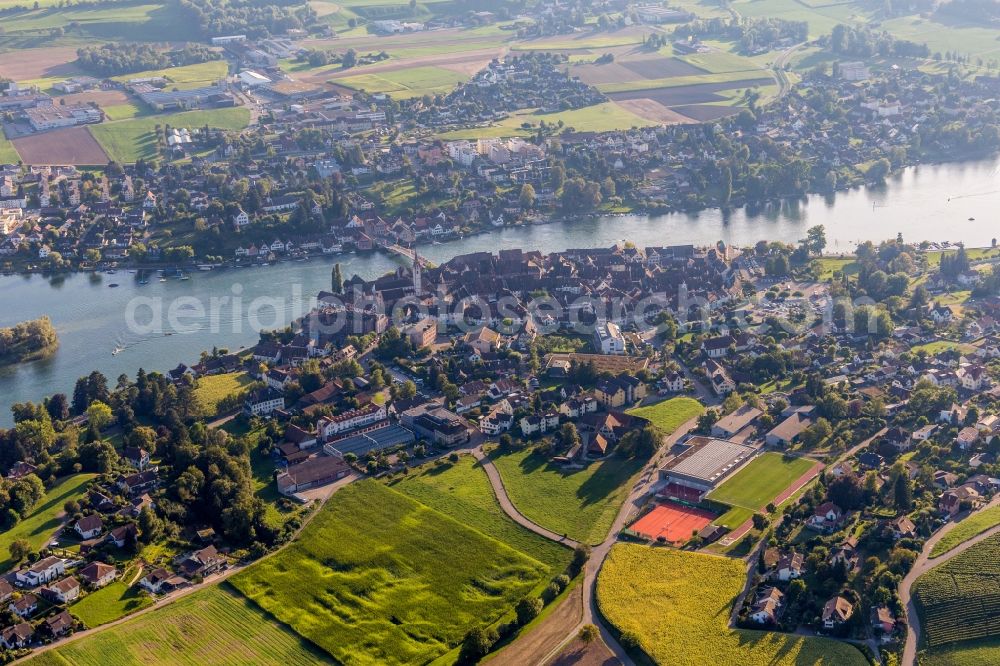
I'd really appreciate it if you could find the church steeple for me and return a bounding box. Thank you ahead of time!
[413,248,422,293]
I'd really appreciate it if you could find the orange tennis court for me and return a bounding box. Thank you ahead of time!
[630,502,715,544]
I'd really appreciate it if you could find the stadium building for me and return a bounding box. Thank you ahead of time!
[659,436,757,502]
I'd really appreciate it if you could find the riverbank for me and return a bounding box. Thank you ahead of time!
[1,155,1000,426]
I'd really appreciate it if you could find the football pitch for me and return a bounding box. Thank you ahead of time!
[706,452,818,510]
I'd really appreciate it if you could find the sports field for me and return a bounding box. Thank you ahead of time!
[629,502,715,544]
[27,586,325,666]
[230,480,548,665]
[596,544,867,666]
[706,452,818,510]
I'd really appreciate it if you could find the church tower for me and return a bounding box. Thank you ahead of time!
[413,251,422,293]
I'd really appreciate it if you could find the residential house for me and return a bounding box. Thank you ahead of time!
[751,587,785,625]
[822,596,854,630]
[42,576,80,604]
[807,502,844,533]
[78,561,117,588]
[74,514,103,539]
[15,556,66,587]
[10,593,38,618]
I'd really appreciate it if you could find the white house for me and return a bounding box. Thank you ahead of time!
[15,556,66,587]
[593,321,626,354]
[74,514,103,539]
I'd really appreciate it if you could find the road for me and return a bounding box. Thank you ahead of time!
[899,494,1000,666]
[671,354,720,407]
[772,41,806,99]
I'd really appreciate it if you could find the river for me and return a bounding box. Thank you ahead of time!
[1,157,999,425]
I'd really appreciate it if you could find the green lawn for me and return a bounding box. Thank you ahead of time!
[438,102,658,139]
[111,61,229,89]
[229,480,548,665]
[89,107,250,162]
[490,448,645,544]
[194,371,253,416]
[597,544,867,666]
[336,65,468,99]
[0,133,19,163]
[912,340,978,356]
[0,473,96,572]
[706,452,816,511]
[70,578,152,628]
[627,396,705,434]
[931,506,1000,558]
[814,256,860,280]
[102,102,151,121]
[389,454,573,574]
[28,586,326,666]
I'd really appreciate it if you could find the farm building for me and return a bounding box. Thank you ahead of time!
[658,436,756,499]
[276,455,351,495]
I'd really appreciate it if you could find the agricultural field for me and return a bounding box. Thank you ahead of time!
[706,452,818,511]
[335,65,468,99]
[914,534,1000,649]
[89,107,250,162]
[12,126,110,166]
[229,480,548,665]
[0,3,190,44]
[626,396,705,434]
[596,544,868,666]
[0,473,96,572]
[919,636,1000,666]
[567,41,777,123]
[70,574,152,628]
[490,447,645,544]
[931,506,1000,558]
[194,371,253,416]
[27,586,326,666]
[389,454,573,574]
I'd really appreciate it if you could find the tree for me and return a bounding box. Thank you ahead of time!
[893,472,913,511]
[86,400,113,431]
[8,538,31,562]
[515,597,543,626]
[331,263,343,294]
[806,225,827,255]
[519,183,536,209]
[342,49,358,69]
[578,624,599,644]
[460,626,498,662]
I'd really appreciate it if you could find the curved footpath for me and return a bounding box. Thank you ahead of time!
[480,416,702,666]
[900,495,1000,666]
[472,448,580,548]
